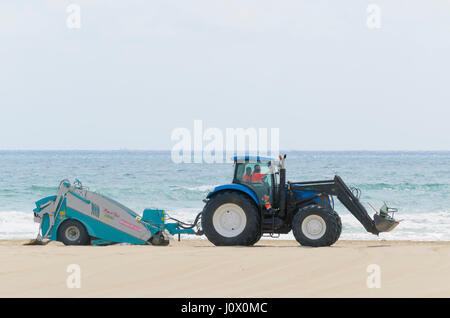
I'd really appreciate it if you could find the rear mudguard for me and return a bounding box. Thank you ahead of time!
[207,184,260,206]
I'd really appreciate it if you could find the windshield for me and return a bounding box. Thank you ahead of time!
[235,162,271,182]
[234,161,278,203]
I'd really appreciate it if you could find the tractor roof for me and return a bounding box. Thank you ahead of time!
[233,155,274,162]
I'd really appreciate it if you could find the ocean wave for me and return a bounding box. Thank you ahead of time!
[26,185,59,192]
[338,210,450,241]
[183,185,219,192]
[359,183,450,191]
[0,211,39,239]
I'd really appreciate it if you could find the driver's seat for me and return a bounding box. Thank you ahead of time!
[249,182,271,204]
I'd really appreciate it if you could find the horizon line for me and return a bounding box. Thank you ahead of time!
[0,149,449,152]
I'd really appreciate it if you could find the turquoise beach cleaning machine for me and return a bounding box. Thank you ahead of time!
[27,179,202,246]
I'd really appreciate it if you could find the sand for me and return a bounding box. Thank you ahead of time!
[0,239,449,298]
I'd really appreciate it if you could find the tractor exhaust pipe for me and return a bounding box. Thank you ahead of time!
[278,154,287,217]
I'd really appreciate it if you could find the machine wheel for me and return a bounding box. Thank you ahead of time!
[202,191,261,246]
[149,231,170,246]
[292,205,342,247]
[57,219,90,246]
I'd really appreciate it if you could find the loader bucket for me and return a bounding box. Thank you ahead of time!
[373,213,399,232]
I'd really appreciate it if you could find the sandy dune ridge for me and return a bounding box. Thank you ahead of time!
[0,239,449,297]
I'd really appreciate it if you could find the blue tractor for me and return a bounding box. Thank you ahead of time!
[201,155,399,247]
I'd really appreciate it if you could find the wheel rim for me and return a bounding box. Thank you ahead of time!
[65,225,81,241]
[212,203,247,238]
[301,215,326,240]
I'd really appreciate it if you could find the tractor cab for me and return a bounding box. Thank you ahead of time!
[232,156,279,206]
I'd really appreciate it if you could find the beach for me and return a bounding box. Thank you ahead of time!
[1,239,449,298]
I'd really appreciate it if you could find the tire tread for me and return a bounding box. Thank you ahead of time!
[202,191,261,246]
[292,204,342,247]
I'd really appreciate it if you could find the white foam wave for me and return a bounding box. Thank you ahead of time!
[339,210,450,241]
[183,185,219,192]
[0,211,40,239]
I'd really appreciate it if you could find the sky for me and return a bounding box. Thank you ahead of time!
[0,1,449,150]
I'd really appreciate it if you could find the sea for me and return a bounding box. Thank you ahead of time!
[0,151,449,241]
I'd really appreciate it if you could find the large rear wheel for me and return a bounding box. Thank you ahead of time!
[202,191,261,246]
[292,205,341,247]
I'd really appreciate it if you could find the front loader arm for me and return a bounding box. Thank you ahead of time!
[290,175,399,235]
[333,176,379,234]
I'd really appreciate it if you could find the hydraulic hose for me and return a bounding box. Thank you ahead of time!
[166,212,202,229]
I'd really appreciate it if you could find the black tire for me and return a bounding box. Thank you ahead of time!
[202,191,261,246]
[333,210,343,239]
[247,232,263,246]
[292,205,342,247]
[57,219,90,246]
[149,231,170,246]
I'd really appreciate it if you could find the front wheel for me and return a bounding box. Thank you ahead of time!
[292,205,342,247]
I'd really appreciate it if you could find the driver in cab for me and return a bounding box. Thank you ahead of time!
[251,165,266,182]
[242,167,253,183]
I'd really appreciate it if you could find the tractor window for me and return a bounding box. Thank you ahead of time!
[235,162,271,183]
[234,162,273,203]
